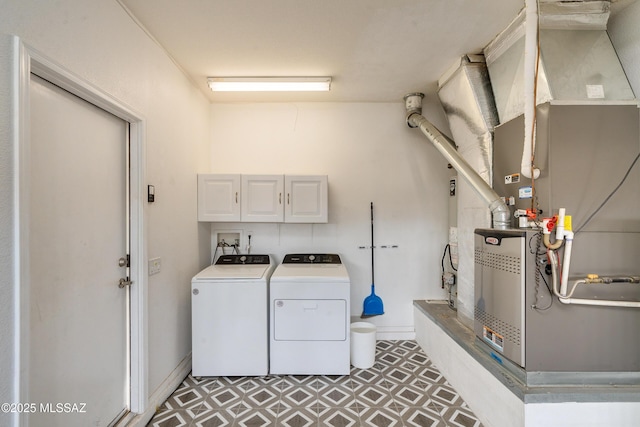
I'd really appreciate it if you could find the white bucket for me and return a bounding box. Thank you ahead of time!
[350,322,377,369]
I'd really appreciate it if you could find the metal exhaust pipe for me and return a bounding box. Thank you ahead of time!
[405,93,510,229]
[404,93,424,127]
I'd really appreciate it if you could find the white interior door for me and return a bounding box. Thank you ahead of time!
[28,74,129,426]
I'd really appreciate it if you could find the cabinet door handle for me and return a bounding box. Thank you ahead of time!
[287,193,290,205]
[279,193,282,204]
[235,192,238,203]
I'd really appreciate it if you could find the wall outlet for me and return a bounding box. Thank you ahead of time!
[149,257,161,275]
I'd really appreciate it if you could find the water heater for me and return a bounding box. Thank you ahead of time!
[474,229,534,368]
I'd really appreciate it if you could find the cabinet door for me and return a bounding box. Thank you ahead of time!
[285,175,328,223]
[241,175,284,222]
[197,174,241,221]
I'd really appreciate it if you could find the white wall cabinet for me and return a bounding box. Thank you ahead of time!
[197,174,241,221]
[241,174,284,222]
[285,175,328,223]
[198,174,328,223]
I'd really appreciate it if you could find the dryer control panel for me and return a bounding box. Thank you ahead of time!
[282,254,341,264]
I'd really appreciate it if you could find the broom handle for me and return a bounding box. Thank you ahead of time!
[371,202,374,285]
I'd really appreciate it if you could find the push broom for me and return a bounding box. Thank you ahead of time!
[362,202,384,318]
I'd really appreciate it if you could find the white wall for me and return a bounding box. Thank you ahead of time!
[209,101,452,334]
[454,180,491,329]
[0,0,211,421]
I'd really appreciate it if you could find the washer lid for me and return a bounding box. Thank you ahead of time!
[193,254,273,280]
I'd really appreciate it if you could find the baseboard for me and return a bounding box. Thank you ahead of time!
[375,326,415,340]
[350,316,416,340]
[349,317,415,341]
[122,353,192,427]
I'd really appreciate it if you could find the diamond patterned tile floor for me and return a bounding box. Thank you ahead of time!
[147,340,483,427]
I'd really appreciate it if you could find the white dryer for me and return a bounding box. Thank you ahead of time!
[191,254,274,377]
[269,253,351,375]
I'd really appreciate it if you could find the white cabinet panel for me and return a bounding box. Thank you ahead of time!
[197,174,240,221]
[285,175,328,223]
[241,174,284,222]
[198,174,328,223]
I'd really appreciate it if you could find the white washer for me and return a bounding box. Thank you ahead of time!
[191,254,274,377]
[270,253,351,375]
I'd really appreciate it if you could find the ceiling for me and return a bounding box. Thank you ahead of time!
[118,0,633,103]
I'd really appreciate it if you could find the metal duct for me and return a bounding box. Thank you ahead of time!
[404,95,510,230]
[437,55,499,189]
[538,0,611,30]
[484,4,634,124]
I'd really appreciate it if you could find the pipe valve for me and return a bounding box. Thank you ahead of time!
[542,216,556,235]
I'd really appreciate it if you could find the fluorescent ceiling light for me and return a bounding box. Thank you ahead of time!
[207,77,331,92]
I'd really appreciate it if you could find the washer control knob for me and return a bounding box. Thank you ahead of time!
[240,255,247,263]
[308,255,316,262]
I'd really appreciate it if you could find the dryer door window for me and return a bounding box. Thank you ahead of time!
[274,299,346,341]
